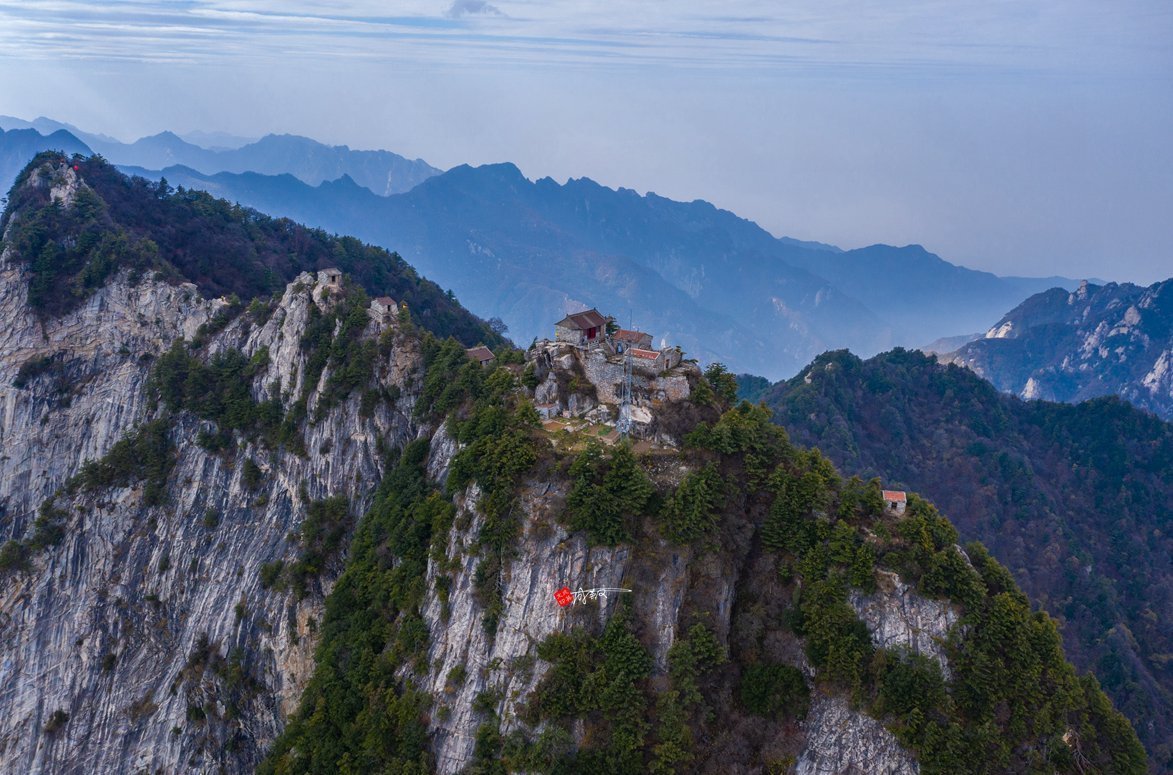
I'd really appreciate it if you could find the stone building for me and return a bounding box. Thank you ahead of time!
[318,267,342,286]
[613,329,653,352]
[466,345,495,367]
[629,347,666,375]
[554,308,608,347]
[371,296,397,320]
[882,490,907,515]
[628,346,683,375]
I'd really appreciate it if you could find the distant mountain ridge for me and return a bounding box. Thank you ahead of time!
[118,158,1079,378]
[0,122,1083,378]
[117,161,896,375]
[178,129,257,150]
[780,242,1084,346]
[0,116,441,197]
[945,279,1173,420]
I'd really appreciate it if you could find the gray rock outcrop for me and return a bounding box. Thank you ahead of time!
[797,695,919,775]
[795,570,959,775]
[848,569,960,677]
[0,259,423,773]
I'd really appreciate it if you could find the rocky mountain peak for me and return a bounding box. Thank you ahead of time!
[947,278,1173,419]
[0,160,1148,773]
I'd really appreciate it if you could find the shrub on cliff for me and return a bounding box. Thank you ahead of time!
[566,442,654,545]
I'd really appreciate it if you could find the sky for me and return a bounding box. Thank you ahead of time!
[0,1,1170,283]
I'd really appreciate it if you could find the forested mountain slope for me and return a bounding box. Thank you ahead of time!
[0,154,1145,774]
[763,349,1173,767]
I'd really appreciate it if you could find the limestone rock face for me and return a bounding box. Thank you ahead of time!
[419,479,638,774]
[796,695,919,775]
[0,260,218,542]
[533,375,559,406]
[848,569,960,676]
[0,259,424,774]
[425,420,458,487]
[795,570,957,775]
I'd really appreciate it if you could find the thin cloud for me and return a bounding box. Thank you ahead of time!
[446,0,503,19]
[0,0,1167,74]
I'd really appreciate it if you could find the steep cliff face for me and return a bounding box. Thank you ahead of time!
[797,697,917,775]
[791,570,963,775]
[0,255,425,772]
[413,472,961,775]
[849,569,960,679]
[0,266,210,541]
[419,477,636,773]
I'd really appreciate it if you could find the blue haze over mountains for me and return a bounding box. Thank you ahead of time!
[0,116,440,197]
[1,119,1081,378]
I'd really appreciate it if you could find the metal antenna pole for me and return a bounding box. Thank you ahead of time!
[618,345,633,439]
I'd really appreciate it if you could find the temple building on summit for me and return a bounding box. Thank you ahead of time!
[554,308,608,347]
[525,306,694,442]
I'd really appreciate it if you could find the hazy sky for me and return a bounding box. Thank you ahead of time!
[1,1,1170,283]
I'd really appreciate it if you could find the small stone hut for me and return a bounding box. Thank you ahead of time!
[466,345,496,367]
[629,347,666,375]
[613,329,653,352]
[371,296,397,319]
[882,490,907,515]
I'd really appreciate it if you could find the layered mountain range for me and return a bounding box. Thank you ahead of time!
[0,154,1146,773]
[944,279,1173,420]
[0,116,440,198]
[117,163,1081,379]
[760,349,1173,768]
[0,121,1078,379]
